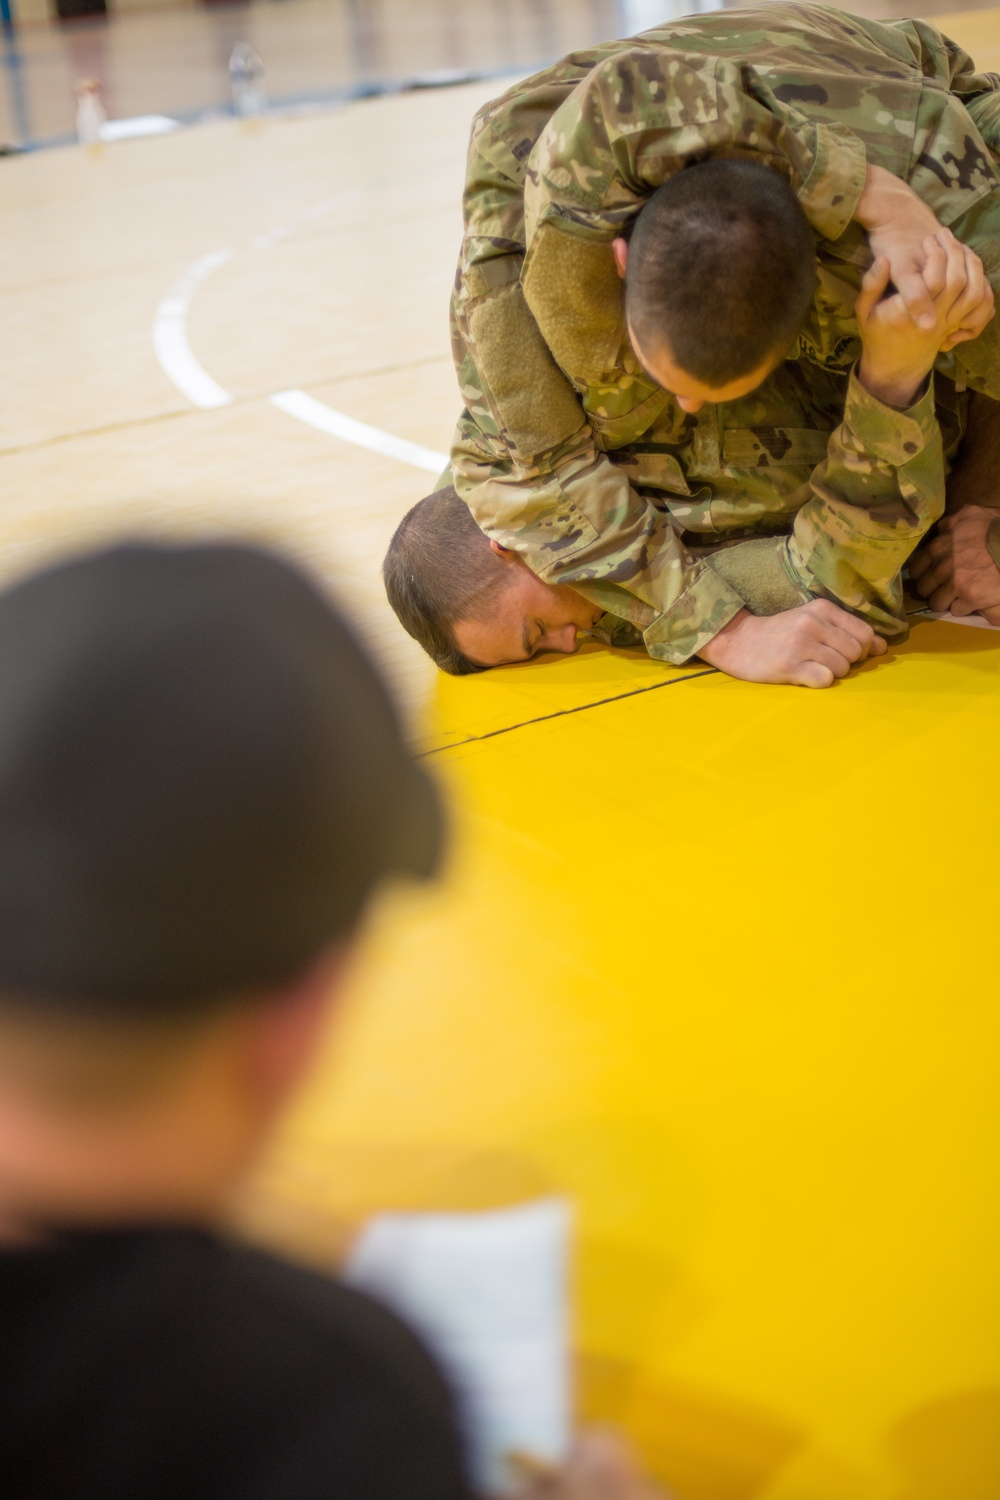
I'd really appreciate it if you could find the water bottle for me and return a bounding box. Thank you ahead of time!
[75,77,106,148]
[229,43,267,120]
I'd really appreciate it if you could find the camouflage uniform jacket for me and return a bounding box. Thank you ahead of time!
[449,3,1000,663]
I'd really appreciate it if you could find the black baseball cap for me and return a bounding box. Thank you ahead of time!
[0,541,444,1012]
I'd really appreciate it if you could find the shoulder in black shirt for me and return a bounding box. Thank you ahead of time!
[0,1226,471,1500]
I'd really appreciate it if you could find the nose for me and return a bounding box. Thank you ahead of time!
[544,625,580,655]
[676,395,704,413]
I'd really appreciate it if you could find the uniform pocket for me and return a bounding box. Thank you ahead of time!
[721,427,833,470]
[613,446,692,496]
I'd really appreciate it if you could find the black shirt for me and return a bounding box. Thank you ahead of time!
[0,1226,471,1499]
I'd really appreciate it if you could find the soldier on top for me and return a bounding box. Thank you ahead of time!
[385,4,1000,688]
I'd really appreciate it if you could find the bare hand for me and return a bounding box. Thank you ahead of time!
[506,1431,669,1500]
[697,600,887,687]
[857,165,995,344]
[855,234,985,408]
[908,503,1000,622]
[938,244,995,351]
[914,230,994,353]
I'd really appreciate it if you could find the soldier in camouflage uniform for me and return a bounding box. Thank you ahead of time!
[430,4,1000,676]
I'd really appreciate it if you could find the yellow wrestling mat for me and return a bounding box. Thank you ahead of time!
[249,618,1000,1500]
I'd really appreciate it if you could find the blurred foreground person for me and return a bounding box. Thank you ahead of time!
[0,543,657,1500]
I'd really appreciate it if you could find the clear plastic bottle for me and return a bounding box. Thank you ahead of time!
[229,43,267,121]
[75,77,106,148]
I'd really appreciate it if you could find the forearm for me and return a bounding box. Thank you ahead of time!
[785,369,945,636]
[946,390,1000,512]
[524,51,866,250]
[706,538,810,616]
[854,163,922,239]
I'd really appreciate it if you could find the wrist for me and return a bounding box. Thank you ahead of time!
[854,164,892,230]
[696,609,750,668]
[857,356,926,410]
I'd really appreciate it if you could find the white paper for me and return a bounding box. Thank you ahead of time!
[344,1197,571,1495]
[913,608,1000,631]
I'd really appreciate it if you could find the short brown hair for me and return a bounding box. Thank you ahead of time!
[627,159,816,385]
[383,488,512,674]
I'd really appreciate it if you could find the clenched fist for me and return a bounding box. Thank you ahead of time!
[698,600,887,687]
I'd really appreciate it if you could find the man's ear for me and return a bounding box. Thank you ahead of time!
[613,237,628,279]
[489,539,516,561]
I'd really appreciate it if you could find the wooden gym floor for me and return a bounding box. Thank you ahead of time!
[2,4,1000,1496]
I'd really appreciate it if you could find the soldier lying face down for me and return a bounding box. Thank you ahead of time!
[385,4,1000,687]
[386,487,891,690]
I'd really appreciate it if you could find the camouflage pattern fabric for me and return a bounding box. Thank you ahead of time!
[449,2,1000,663]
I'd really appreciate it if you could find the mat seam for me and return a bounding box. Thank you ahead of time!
[420,666,719,756]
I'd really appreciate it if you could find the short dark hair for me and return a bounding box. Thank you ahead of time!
[383,487,511,675]
[626,159,816,386]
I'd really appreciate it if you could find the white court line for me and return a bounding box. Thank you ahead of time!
[252,226,295,250]
[269,389,447,474]
[152,235,447,474]
[152,250,235,410]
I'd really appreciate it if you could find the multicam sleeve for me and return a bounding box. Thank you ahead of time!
[889,15,1000,97]
[781,370,945,638]
[523,49,868,256]
[450,364,746,666]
